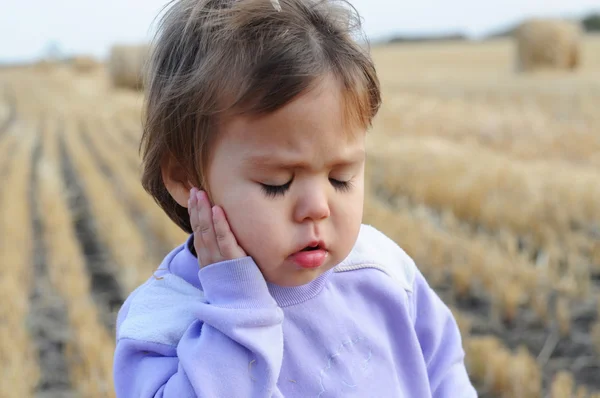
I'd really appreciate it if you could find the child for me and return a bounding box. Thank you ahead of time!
[113,0,478,396]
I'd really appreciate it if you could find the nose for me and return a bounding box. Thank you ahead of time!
[293,183,331,223]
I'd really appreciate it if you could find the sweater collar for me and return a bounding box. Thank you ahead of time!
[169,234,335,307]
[266,269,333,307]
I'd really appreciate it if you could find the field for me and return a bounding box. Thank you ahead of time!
[1,35,599,397]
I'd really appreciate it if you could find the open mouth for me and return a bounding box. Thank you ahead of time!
[301,245,321,252]
[290,242,328,268]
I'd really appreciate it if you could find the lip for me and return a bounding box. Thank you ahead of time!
[289,249,328,269]
[288,240,328,269]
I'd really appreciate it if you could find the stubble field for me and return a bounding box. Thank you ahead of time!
[0,35,599,397]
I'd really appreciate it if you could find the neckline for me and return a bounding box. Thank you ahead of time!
[185,233,333,307]
[266,269,333,307]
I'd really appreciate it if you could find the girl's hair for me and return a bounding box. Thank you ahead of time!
[140,0,381,233]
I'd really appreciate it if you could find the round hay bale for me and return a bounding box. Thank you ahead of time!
[514,19,583,73]
[70,55,99,73]
[108,44,150,90]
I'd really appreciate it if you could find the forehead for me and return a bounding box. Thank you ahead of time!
[216,77,366,163]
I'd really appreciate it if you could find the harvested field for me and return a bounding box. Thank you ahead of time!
[1,34,599,397]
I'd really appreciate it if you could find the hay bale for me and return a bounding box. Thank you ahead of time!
[514,19,583,72]
[70,55,99,73]
[108,44,150,90]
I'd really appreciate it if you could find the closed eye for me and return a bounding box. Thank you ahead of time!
[329,178,353,193]
[260,178,353,198]
[260,180,292,198]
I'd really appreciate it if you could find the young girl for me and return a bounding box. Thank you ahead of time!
[113,0,477,396]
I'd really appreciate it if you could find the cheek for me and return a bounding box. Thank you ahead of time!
[334,180,364,242]
[340,177,364,217]
[216,189,278,251]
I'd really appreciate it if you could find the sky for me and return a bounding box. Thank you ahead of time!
[1,0,599,63]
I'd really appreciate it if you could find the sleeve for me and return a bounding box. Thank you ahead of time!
[410,268,478,398]
[113,257,285,398]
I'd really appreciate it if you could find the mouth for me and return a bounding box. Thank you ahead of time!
[289,241,328,269]
[300,244,322,252]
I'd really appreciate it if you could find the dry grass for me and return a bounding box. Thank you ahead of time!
[37,117,115,397]
[370,35,600,167]
[1,33,599,397]
[464,336,542,397]
[61,115,156,294]
[370,136,600,242]
[0,128,39,396]
[80,116,187,250]
[366,34,600,396]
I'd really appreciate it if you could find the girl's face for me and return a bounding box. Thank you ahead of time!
[206,77,366,287]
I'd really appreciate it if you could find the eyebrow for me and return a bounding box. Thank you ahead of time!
[243,149,365,170]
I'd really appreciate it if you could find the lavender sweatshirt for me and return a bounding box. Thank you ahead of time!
[113,224,477,397]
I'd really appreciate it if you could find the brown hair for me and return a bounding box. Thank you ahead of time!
[140,0,381,234]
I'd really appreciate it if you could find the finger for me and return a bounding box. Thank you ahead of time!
[188,187,199,230]
[192,190,213,266]
[195,190,221,264]
[212,205,246,259]
[190,188,212,266]
[187,187,196,215]
[189,188,206,267]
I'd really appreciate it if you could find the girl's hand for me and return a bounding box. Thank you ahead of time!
[188,187,247,268]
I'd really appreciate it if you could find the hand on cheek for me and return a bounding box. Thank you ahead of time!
[188,187,247,268]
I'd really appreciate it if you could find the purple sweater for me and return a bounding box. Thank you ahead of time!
[113,224,477,397]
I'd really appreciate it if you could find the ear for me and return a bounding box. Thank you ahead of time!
[161,155,193,208]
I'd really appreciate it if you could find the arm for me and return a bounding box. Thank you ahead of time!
[114,188,284,397]
[113,257,285,397]
[410,269,478,397]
